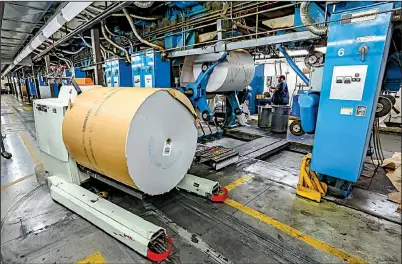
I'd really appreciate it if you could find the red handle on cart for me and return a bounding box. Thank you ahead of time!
[147,236,173,262]
[211,187,228,202]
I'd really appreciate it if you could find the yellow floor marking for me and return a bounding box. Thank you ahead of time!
[225,174,254,191]
[76,252,106,264]
[0,173,35,191]
[23,106,32,111]
[18,132,41,166]
[224,182,367,264]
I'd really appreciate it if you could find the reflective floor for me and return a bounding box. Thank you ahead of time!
[1,94,401,263]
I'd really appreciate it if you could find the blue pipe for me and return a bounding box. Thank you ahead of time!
[277,45,310,86]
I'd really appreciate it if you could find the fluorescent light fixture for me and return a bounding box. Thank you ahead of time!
[29,34,46,51]
[62,2,93,22]
[42,14,66,38]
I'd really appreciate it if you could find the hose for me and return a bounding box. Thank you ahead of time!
[52,52,72,69]
[80,34,92,49]
[103,22,134,53]
[86,5,105,13]
[122,7,166,57]
[112,12,160,21]
[221,2,229,18]
[101,21,131,62]
[100,43,125,60]
[56,46,86,55]
[299,2,327,36]
[133,2,154,9]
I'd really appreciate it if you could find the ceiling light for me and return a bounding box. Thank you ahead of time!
[62,2,93,22]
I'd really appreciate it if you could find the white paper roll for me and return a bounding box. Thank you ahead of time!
[180,51,255,93]
[62,88,198,195]
[126,91,198,195]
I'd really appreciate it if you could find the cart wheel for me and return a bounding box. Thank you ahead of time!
[376,96,392,118]
[290,120,305,136]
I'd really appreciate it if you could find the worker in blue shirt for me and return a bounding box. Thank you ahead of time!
[270,75,289,105]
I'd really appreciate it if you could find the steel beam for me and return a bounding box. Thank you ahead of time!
[168,31,320,58]
[91,27,104,86]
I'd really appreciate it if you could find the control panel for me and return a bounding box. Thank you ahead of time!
[329,65,368,101]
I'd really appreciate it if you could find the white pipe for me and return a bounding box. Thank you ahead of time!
[2,2,93,78]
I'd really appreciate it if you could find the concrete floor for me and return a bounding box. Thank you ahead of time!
[1,94,401,263]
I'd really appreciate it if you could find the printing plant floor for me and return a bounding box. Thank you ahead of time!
[1,94,401,264]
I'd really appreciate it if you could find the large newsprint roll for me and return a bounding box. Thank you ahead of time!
[62,87,198,195]
[180,50,255,93]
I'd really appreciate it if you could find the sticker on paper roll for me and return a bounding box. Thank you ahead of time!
[62,87,198,195]
[180,51,255,93]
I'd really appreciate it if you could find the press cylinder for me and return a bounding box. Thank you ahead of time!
[62,87,198,195]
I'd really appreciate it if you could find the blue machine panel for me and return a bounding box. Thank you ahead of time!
[105,60,113,87]
[131,52,144,87]
[27,77,37,96]
[132,50,171,88]
[311,3,393,183]
[111,59,132,87]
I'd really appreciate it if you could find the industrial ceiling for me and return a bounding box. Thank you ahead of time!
[0,2,62,72]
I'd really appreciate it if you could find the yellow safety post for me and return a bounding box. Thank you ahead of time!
[296,154,328,202]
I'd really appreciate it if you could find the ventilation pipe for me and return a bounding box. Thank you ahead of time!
[299,2,327,36]
[122,7,166,57]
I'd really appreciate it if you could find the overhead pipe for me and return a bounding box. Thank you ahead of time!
[101,21,131,62]
[56,46,86,55]
[52,52,73,69]
[299,2,327,36]
[112,12,159,21]
[33,1,133,61]
[276,45,310,86]
[104,22,134,52]
[100,43,125,60]
[122,7,166,57]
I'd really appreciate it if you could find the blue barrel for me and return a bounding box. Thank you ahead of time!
[298,92,320,133]
[290,90,305,117]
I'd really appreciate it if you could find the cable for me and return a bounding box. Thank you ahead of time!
[101,21,131,62]
[122,7,166,57]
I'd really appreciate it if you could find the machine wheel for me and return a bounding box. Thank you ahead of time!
[290,120,305,136]
[201,111,211,121]
[382,94,396,106]
[1,151,12,159]
[376,96,392,118]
